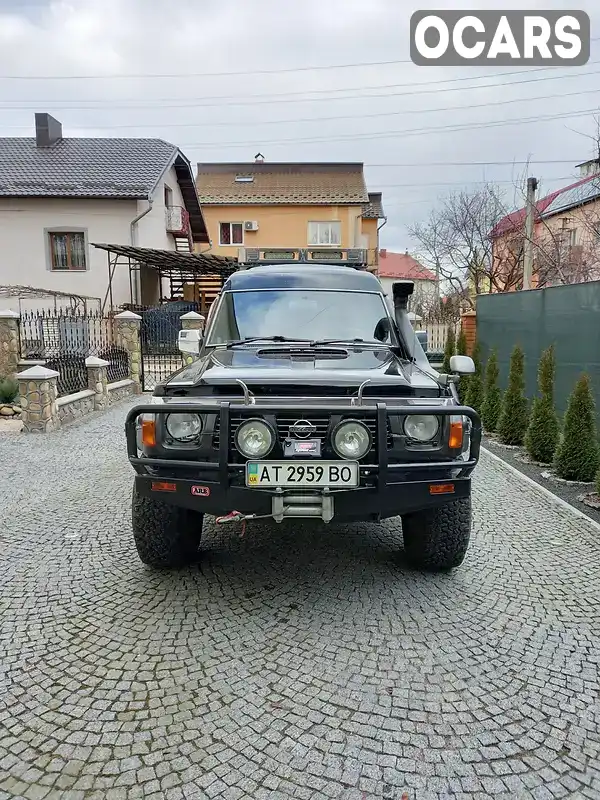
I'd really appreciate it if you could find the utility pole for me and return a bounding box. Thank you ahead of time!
[523,177,538,290]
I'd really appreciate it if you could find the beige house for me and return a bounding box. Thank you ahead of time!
[195,159,386,269]
[0,113,209,311]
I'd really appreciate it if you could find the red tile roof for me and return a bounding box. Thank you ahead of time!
[491,173,598,238]
[376,250,437,281]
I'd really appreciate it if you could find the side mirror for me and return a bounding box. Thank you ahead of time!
[374,317,392,341]
[449,355,475,375]
[178,328,202,356]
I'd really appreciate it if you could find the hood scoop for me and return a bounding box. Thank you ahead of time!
[255,347,348,359]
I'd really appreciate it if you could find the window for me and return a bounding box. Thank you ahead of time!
[569,228,578,247]
[219,222,244,246]
[164,184,174,208]
[308,221,341,246]
[48,232,86,271]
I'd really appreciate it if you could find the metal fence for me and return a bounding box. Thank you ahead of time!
[476,281,600,421]
[19,310,130,397]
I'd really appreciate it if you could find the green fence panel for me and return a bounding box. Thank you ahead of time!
[476,282,600,422]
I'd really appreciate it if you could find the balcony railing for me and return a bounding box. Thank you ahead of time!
[165,206,190,235]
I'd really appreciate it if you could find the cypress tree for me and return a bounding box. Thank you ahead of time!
[497,344,528,445]
[441,325,456,374]
[554,373,600,482]
[481,349,502,433]
[464,340,484,415]
[524,345,560,464]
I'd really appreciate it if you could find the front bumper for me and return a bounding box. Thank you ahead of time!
[125,402,481,522]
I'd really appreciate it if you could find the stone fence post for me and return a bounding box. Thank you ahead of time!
[114,311,142,394]
[86,356,110,410]
[180,311,205,366]
[0,309,20,380]
[17,365,60,433]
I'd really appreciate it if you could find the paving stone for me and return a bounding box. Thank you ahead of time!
[2,399,600,799]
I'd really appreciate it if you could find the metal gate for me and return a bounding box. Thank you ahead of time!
[139,305,192,391]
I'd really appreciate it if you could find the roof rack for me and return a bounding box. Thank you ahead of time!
[236,247,369,269]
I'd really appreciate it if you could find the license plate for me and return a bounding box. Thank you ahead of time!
[246,461,359,487]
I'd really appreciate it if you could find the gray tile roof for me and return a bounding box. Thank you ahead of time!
[362,192,385,219]
[0,137,179,198]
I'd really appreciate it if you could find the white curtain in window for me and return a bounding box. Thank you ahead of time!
[70,234,86,268]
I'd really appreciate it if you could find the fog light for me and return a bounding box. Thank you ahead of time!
[332,420,371,459]
[235,418,274,458]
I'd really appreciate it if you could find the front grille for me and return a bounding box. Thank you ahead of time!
[213,412,392,461]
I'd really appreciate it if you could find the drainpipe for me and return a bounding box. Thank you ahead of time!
[129,195,154,305]
[376,216,387,269]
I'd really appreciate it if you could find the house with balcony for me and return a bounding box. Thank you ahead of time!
[491,159,600,290]
[195,158,386,269]
[0,113,209,311]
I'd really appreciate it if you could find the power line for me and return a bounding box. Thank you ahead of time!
[2,63,599,112]
[4,85,598,132]
[178,106,600,150]
[3,37,599,81]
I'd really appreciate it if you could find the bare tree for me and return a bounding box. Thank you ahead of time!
[408,182,525,309]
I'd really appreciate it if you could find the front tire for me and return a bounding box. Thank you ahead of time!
[401,497,471,571]
[131,484,204,568]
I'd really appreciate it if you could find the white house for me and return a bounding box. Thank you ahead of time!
[376,249,438,311]
[0,113,210,311]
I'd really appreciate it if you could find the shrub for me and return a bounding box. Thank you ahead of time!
[524,345,560,464]
[554,373,600,482]
[497,344,528,445]
[441,325,456,374]
[481,349,502,433]
[464,340,484,415]
[0,376,19,404]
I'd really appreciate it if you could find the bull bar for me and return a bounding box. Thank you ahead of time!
[125,402,482,490]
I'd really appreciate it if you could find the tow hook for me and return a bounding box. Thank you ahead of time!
[215,510,272,537]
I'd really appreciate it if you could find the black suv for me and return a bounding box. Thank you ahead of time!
[125,250,480,571]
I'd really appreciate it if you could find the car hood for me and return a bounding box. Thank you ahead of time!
[165,345,440,391]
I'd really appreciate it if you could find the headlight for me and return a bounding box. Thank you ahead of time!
[165,413,203,442]
[404,415,439,442]
[332,420,371,459]
[235,418,274,458]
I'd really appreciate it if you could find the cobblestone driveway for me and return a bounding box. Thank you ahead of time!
[2,398,600,800]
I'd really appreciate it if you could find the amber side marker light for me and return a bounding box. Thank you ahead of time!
[141,419,156,447]
[448,419,463,449]
[430,483,455,495]
[151,481,177,492]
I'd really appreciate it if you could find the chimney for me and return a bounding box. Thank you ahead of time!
[379,248,387,258]
[35,113,63,147]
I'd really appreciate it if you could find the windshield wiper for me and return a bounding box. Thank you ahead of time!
[216,336,313,349]
[309,338,389,347]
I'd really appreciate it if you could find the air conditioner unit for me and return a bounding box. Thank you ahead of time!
[244,220,259,231]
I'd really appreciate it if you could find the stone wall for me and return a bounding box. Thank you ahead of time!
[107,379,136,406]
[0,310,20,379]
[57,390,96,424]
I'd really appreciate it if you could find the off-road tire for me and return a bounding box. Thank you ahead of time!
[401,497,471,571]
[131,484,204,568]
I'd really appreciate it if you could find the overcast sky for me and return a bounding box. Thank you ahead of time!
[1,0,599,253]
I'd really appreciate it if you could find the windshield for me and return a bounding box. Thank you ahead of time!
[206,289,394,345]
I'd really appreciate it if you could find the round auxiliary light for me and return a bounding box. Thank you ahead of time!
[332,420,371,460]
[403,414,439,442]
[234,418,275,458]
[165,413,203,442]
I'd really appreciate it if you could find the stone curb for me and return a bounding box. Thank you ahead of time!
[481,446,600,533]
